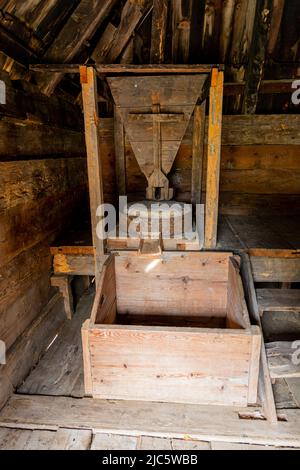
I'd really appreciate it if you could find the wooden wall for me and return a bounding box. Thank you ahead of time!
[0,70,87,355]
[98,115,300,215]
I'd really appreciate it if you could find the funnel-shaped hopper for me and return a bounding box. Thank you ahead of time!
[108,75,207,200]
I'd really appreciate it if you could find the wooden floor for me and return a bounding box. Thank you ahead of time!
[0,289,293,450]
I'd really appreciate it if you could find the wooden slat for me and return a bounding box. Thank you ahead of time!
[205,69,224,248]
[257,289,300,314]
[36,0,118,95]
[251,257,300,283]
[31,64,217,74]
[81,66,105,285]
[191,102,206,205]
[2,394,300,447]
[266,342,300,380]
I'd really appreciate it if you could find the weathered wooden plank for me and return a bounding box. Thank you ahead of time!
[0,120,85,158]
[240,253,278,423]
[242,0,272,114]
[0,295,66,410]
[37,0,118,95]
[18,290,94,398]
[205,69,224,248]
[114,106,126,195]
[257,289,300,314]
[266,342,300,380]
[172,0,193,63]
[81,66,105,285]
[89,325,253,406]
[2,394,300,447]
[251,257,300,283]
[150,0,168,64]
[191,102,206,205]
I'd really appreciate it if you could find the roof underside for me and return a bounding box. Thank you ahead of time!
[0,0,299,115]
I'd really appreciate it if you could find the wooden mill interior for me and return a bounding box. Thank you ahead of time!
[0,0,300,451]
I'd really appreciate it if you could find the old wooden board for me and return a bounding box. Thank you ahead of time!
[2,395,300,447]
[18,290,94,398]
[257,289,300,314]
[266,343,300,380]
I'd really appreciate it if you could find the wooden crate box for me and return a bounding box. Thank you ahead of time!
[82,252,261,407]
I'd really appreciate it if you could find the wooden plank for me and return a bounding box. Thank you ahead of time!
[18,291,93,398]
[53,253,97,276]
[81,66,105,285]
[91,433,137,450]
[211,442,295,450]
[205,69,224,248]
[150,0,168,64]
[89,325,254,406]
[266,342,300,379]
[0,120,85,158]
[227,257,252,330]
[31,64,217,74]
[51,276,74,320]
[191,102,206,205]
[114,106,126,195]
[2,394,300,447]
[115,251,230,317]
[240,253,278,423]
[251,257,300,283]
[242,0,272,114]
[90,256,116,325]
[257,289,300,314]
[0,295,66,410]
[93,0,151,64]
[36,0,118,95]
[172,0,193,63]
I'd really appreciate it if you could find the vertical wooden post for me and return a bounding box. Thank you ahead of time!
[205,68,224,249]
[150,0,168,64]
[114,106,126,195]
[81,66,105,285]
[191,101,206,205]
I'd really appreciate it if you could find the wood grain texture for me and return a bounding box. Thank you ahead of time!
[89,325,253,406]
[205,69,224,248]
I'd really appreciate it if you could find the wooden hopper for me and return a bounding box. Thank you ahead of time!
[108,75,208,200]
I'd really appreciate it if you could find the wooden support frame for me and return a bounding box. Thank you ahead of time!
[51,276,74,321]
[191,101,206,205]
[114,105,126,195]
[205,68,224,249]
[80,66,105,285]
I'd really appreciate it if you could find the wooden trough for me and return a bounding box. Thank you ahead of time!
[82,251,261,407]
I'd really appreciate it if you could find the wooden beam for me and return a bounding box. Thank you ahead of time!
[114,106,126,195]
[205,69,224,249]
[81,66,105,285]
[191,102,206,205]
[172,0,193,63]
[92,0,151,65]
[31,64,218,74]
[242,0,273,114]
[36,0,118,95]
[150,0,168,64]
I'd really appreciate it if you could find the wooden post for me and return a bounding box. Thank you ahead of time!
[150,0,168,64]
[81,66,105,285]
[51,276,74,320]
[191,101,206,205]
[205,68,224,249]
[114,106,126,195]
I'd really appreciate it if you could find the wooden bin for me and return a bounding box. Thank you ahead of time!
[82,252,261,407]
